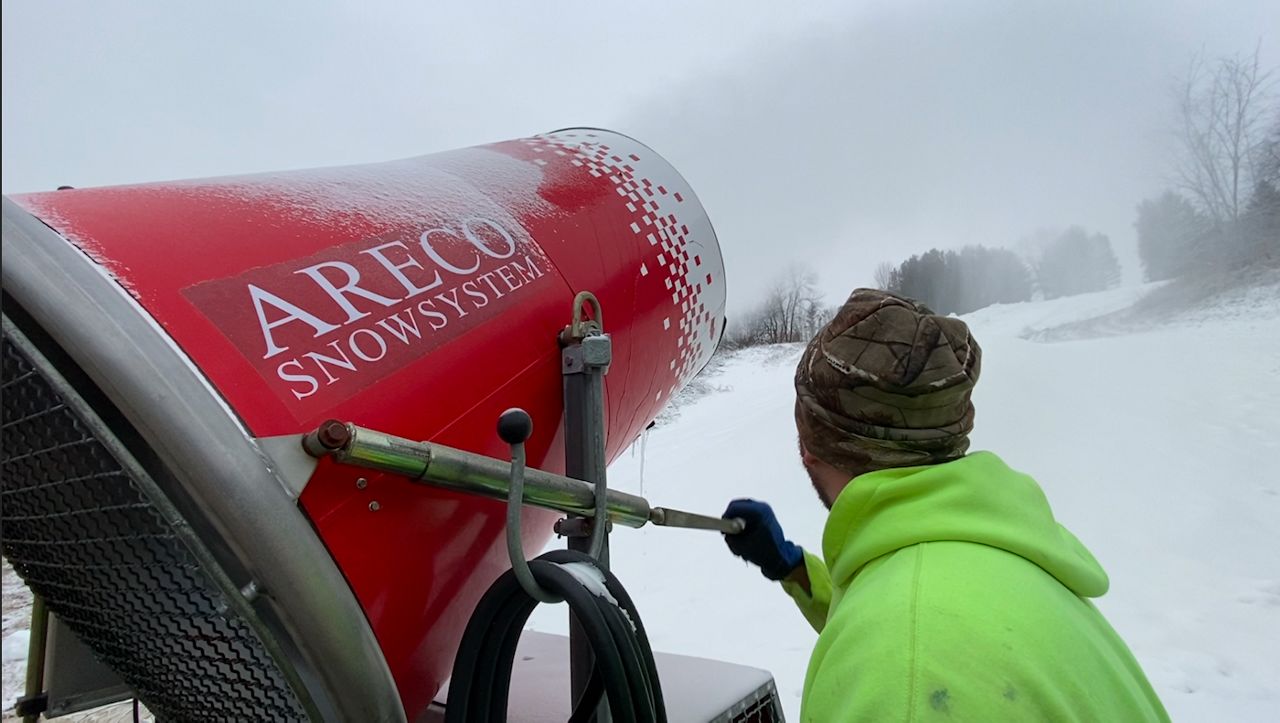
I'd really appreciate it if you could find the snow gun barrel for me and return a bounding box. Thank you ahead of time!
[304,421,745,534]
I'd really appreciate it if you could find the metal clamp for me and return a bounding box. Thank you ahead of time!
[497,409,562,604]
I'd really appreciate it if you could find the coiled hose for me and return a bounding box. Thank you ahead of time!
[445,549,666,723]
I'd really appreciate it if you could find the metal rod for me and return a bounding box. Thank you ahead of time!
[505,438,561,604]
[309,423,652,529]
[22,596,48,723]
[650,507,746,534]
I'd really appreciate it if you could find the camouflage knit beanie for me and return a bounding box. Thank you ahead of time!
[794,288,981,473]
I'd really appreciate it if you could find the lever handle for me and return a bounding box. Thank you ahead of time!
[497,408,533,445]
[498,408,560,604]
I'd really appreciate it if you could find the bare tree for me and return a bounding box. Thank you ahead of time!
[873,261,897,290]
[732,266,825,346]
[1172,45,1276,223]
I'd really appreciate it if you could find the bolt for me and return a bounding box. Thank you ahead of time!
[356,477,368,490]
[554,517,592,537]
[369,501,381,512]
[315,419,351,450]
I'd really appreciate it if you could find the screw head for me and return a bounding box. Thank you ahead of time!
[369,501,381,512]
[356,477,368,490]
[315,419,351,450]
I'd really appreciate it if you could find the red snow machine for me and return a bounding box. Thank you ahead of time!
[2,130,783,721]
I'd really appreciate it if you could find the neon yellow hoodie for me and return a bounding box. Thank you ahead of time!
[781,452,1168,722]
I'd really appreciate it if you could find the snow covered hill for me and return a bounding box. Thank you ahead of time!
[531,282,1280,722]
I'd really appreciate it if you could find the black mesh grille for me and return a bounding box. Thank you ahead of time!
[1,330,308,721]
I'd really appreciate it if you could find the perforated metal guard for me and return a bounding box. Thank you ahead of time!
[721,679,784,723]
[1,325,308,721]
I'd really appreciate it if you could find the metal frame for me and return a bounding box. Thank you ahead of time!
[2,198,404,722]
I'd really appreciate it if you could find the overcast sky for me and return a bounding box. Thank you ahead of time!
[4,1,1277,310]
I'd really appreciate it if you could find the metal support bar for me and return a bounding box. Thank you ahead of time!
[561,292,612,721]
[561,338,612,562]
[19,596,49,723]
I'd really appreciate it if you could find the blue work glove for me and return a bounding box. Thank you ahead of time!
[722,499,804,581]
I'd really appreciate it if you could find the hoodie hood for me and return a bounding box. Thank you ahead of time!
[823,451,1109,598]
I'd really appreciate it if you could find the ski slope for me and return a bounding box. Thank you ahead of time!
[530,283,1280,722]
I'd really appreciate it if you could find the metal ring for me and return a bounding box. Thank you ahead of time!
[570,290,603,339]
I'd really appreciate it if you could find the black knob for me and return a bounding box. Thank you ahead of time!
[497,408,533,445]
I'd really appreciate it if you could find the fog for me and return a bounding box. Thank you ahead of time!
[3,1,1276,313]
[617,3,1278,306]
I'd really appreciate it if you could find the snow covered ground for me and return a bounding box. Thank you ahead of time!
[529,282,1280,722]
[4,280,1277,720]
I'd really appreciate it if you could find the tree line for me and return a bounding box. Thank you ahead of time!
[876,230,1121,316]
[727,46,1277,347]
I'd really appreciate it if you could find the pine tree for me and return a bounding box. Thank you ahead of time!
[1037,227,1122,299]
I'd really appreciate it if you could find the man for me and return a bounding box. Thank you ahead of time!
[723,289,1168,722]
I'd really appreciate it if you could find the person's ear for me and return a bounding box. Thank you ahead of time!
[799,442,822,468]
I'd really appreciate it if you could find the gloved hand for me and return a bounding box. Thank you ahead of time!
[722,499,804,581]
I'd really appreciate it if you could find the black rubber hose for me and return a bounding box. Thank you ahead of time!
[527,562,638,723]
[486,591,540,713]
[568,564,651,721]
[458,560,631,723]
[540,550,667,723]
[568,667,605,723]
[568,561,659,720]
[445,550,664,723]
[463,577,542,723]
[444,569,517,722]
[474,587,540,722]
[443,559,598,722]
